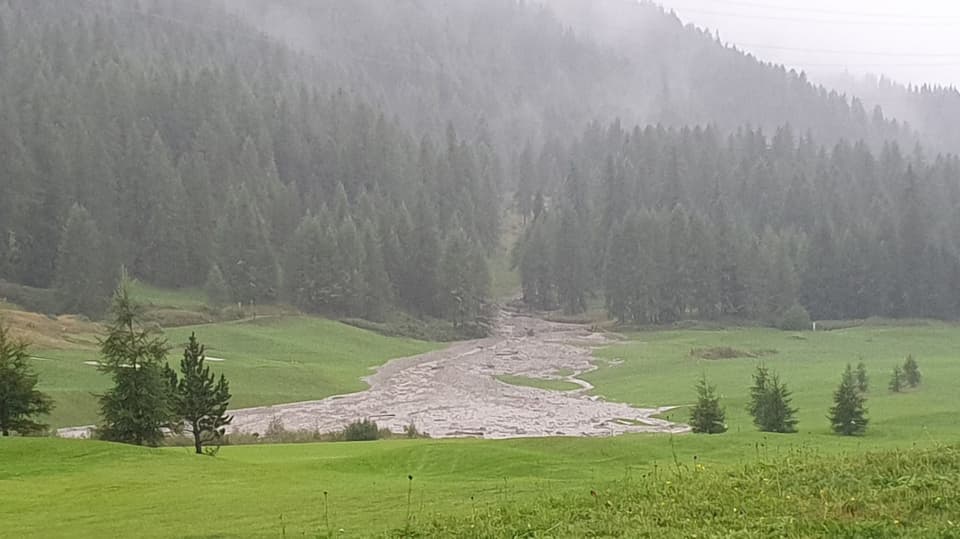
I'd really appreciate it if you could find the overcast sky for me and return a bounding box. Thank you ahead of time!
[654,0,960,88]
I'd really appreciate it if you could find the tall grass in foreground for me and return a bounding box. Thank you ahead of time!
[388,444,960,538]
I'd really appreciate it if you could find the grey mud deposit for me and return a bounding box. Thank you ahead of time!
[227,309,690,439]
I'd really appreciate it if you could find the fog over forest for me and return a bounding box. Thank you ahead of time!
[4,2,960,536]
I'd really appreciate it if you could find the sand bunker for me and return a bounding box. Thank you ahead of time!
[226,309,689,439]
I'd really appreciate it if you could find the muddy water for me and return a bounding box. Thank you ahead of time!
[225,309,690,439]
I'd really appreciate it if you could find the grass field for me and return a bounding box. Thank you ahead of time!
[495,374,581,391]
[7,316,960,536]
[587,323,960,446]
[3,436,957,538]
[29,316,441,427]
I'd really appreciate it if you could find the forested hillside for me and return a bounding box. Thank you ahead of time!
[514,122,960,322]
[228,0,919,153]
[0,0,497,325]
[2,0,959,327]
[827,73,960,156]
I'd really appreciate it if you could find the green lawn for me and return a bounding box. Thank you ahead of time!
[30,316,441,427]
[495,374,581,391]
[127,279,209,309]
[8,322,960,537]
[588,324,960,446]
[3,436,957,538]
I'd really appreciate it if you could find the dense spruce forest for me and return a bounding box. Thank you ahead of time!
[1,0,959,328]
[0,0,498,326]
[514,123,960,321]
[827,73,960,157]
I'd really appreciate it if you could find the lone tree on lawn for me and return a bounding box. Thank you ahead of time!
[167,333,233,455]
[747,364,799,433]
[0,326,53,436]
[889,365,904,393]
[829,364,868,436]
[903,355,921,388]
[689,375,727,434]
[855,360,869,393]
[97,276,176,446]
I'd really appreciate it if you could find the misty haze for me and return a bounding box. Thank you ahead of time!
[1,1,958,537]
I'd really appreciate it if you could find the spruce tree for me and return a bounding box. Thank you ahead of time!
[747,364,770,429]
[689,375,727,434]
[747,365,798,433]
[168,333,232,455]
[855,360,869,393]
[763,374,799,433]
[829,364,868,436]
[97,277,176,446]
[204,264,230,307]
[889,365,904,393]
[0,326,54,436]
[902,355,921,387]
[54,204,111,318]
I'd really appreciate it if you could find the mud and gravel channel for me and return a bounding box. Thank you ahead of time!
[225,308,690,439]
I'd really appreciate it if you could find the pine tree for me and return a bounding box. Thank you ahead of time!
[829,364,868,436]
[204,264,230,307]
[855,361,869,393]
[97,277,176,446]
[689,375,727,434]
[0,326,54,436]
[763,374,799,433]
[359,220,391,321]
[168,333,232,455]
[889,365,904,393]
[54,204,112,318]
[747,365,798,433]
[747,364,770,429]
[902,355,921,387]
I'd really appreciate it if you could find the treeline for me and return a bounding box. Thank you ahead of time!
[230,0,922,154]
[0,0,498,325]
[830,73,960,156]
[514,122,960,322]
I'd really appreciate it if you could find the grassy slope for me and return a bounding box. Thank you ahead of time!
[589,324,960,446]
[3,437,958,538]
[9,309,960,536]
[30,316,440,427]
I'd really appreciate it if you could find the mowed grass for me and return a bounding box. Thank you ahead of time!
[29,316,441,427]
[3,437,958,538]
[5,323,960,537]
[588,323,960,447]
[495,374,581,391]
[127,279,209,309]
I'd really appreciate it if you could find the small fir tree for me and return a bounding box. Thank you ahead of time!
[747,364,770,429]
[762,373,799,433]
[747,364,798,433]
[0,326,54,436]
[889,365,904,393]
[855,360,869,393]
[829,364,868,436]
[903,355,921,388]
[97,275,176,446]
[167,333,232,455]
[689,375,727,434]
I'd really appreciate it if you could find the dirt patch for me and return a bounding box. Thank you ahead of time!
[0,308,103,350]
[691,347,778,360]
[215,309,689,440]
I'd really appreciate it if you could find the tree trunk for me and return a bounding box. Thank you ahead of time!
[193,422,202,455]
